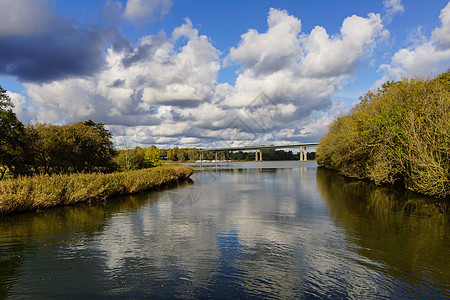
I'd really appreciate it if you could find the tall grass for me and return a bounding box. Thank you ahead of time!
[317,72,450,198]
[0,164,193,214]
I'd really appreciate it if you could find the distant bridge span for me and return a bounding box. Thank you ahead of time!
[201,143,319,161]
[202,143,319,152]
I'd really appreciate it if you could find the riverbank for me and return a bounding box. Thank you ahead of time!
[317,72,449,199]
[0,164,193,215]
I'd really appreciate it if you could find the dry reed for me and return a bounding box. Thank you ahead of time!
[0,164,193,214]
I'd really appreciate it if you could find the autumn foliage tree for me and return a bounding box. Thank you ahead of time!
[144,145,163,167]
[317,72,450,198]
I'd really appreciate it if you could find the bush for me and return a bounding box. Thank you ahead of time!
[317,72,450,198]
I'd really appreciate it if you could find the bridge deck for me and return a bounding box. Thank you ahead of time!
[202,143,319,152]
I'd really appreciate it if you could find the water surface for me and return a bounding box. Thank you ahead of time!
[1,161,449,299]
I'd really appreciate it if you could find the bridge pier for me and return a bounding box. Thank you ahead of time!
[299,147,307,161]
[255,150,263,161]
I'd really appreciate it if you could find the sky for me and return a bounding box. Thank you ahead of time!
[1,0,450,149]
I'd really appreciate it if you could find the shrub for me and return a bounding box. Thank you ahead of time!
[317,72,450,198]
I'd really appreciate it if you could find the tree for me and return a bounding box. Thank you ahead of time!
[188,149,199,161]
[77,120,117,172]
[317,72,450,198]
[115,147,145,171]
[144,146,162,167]
[167,148,178,161]
[178,148,187,162]
[25,122,117,174]
[0,85,25,179]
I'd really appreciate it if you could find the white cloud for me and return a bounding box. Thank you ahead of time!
[0,0,53,36]
[432,2,450,49]
[123,0,172,24]
[222,8,384,139]
[6,91,35,122]
[19,8,385,148]
[228,8,302,76]
[25,79,101,123]
[301,13,383,77]
[383,0,404,22]
[377,2,450,83]
[23,18,219,126]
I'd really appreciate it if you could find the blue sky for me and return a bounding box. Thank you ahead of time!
[1,0,450,148]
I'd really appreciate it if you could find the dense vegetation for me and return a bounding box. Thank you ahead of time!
[0,86,25,178]
[0,164,193,214]
[317,72,450,198]
[1,85,194,214]
[115,145,163,171]
[1,86,117,178]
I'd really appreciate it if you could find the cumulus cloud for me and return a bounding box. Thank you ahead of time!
[376,2,450,86]
[0,24,119,83]
[6,91,36,122]
[0,0,172,84]
[123,0,172,24]
[432,2,450,49]
[300,13,384,77]
[0,0,53,36]
[217,9,384,146]
[383,0,404,23]
[0,0,122,84]
[228,8,302,76]
[22,19,220,126]
[17,8,385,148]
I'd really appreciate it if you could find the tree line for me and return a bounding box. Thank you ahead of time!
[117,146,310,169]
[1,88,116,178]
[317,72,449,198]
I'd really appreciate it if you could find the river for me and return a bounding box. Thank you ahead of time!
[1,161,449,299]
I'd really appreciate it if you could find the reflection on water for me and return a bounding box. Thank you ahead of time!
[317,167,450,297]
[0,161,449,299]
[0,192,162,299]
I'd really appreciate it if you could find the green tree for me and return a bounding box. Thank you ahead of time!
[115,149,139,171]
[115,147,145,171]
[178,148,187,162]
[76,120,117,172]
[187,149,198,161]
[25,122,117,174]
[144,146,162,167]
[167,148,178,161]
[317,72,450,198]
[0,86,25,179]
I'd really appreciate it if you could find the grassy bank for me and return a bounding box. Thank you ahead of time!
[0,164,193,215]
[317,72,449,199]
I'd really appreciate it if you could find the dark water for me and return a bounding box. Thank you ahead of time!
[1,161,449,299]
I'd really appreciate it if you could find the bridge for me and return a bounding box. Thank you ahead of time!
[201,143,319,161]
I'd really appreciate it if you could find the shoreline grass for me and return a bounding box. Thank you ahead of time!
[0,164,193,215]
